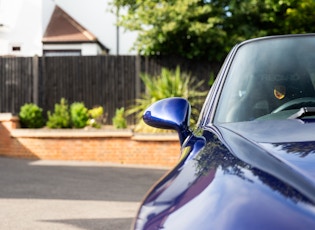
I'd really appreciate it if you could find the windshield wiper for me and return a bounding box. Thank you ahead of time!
[289,107,315,119]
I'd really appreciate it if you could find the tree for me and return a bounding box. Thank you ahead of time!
[112,0,315,62]
[112,0,229,61]
[284,0,315,34]
[225,0,315,43]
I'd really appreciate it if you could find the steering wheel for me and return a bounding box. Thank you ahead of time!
[272,97,315,113]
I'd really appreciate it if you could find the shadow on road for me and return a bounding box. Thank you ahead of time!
[0,157,166,201]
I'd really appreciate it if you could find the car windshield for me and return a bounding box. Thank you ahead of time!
[214,35,315,123]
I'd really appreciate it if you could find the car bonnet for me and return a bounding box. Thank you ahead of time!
[216,119,315,203]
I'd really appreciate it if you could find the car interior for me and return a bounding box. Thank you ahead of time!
[223,46,315,122]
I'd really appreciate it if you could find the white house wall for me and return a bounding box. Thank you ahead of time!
[0,0,43,56]
[81,43,102,55]
[43,43,102,56]
[0,0,137,56]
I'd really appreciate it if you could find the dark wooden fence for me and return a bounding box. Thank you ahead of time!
[0,57,35,114]
[0,55,220,124]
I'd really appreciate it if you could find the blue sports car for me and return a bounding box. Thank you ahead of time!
[132,34,315,229]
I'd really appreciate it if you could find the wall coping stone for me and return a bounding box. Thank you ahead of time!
[132,133,178,141]
[0,113,19,122]
[10,128,179,141]
[11,128,133,138]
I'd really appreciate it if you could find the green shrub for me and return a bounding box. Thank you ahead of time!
[19,103,45,128]
[112,107,127,129]
[88,106,104,128]
[70,102,89,128]
[127,66,207,132]
[46,98,71,128]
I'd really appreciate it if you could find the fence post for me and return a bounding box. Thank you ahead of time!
[135,55,141,99]
[32,55,39,105]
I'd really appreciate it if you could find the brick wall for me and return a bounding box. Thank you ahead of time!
[0,114,180,168]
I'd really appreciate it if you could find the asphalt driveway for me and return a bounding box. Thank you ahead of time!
[0,157,168,230]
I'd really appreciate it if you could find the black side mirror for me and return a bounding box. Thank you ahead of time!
[143,97,192,144]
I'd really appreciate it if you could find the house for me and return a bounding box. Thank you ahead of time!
[0,0,136,56]
[42,6,109,56]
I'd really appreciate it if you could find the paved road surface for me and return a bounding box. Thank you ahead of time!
[0,157,168,230]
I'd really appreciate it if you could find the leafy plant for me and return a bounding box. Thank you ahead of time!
[46,98,71,128]
[128,66,207,133]
[88,106,104,128]
[70,102,89,128]
[19,103,45,128]
[112,107,127,129]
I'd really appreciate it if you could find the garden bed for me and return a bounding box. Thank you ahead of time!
[0,114,180,168]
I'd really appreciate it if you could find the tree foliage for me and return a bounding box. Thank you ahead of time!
[112,0,315,61]
[225,0,315,42]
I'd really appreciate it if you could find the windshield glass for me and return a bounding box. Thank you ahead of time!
[214,35,315,123]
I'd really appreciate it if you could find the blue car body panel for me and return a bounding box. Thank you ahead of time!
[134,121,315,229]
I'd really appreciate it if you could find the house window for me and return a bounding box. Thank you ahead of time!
[12,46,21,51]
[10,44,22,53]
[43,50,81,56]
